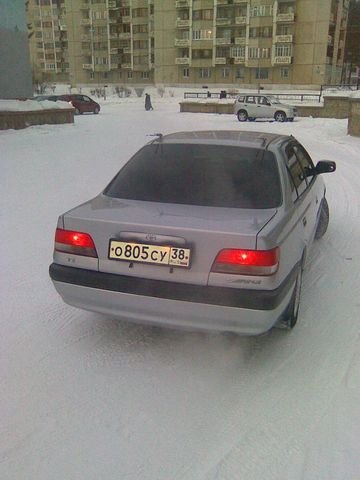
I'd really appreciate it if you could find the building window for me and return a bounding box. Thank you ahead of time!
[275,44,292,57]
[103,72,108,79]
[255,68,269,79]
[192,29,213,40]
[248,47,270,59]
[280,67,289,79]
[133,24,148,34]
[141,71,149,79]
[236,67,245,79]
[183,67,189,78]
[192,9,213,20]
[199,68,211,78]
[231,46,245,58]
[118,71,122,78]
[90,72,95,79]
[127,70,133,79]
[221,68,229,78]
[192,49,212,59]
[250,5,272,17]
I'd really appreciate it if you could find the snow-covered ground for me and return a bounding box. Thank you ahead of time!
[1,99,360,480]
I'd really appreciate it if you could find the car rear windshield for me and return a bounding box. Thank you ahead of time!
[104,144,281,209]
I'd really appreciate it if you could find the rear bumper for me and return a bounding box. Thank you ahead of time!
[49,263,296,335]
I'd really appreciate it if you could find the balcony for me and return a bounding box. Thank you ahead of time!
[121,63,132,68]
[92,18,108,26]
[108,17,118,24]
[81,18,91,26]
[176,19,190,28]
[275,34,293,43]
[108,0,117,8]
[277,12,295,22]
[235,16,247,25]
[109,33,118,39]
[273,55,292,64]
[175,57,190,64]
[215,57,227,64]
[216,37,231,45]
[216,0,230,4]
[216,18,231,26]
[94,64,109,71]
[118,32,131,39]
[110,62,119,69]
[175,38,190,47]
[123,46,131,53]
[234,0,248,3]
[122,16,131,23]
[110,47,118,54]
[176,0,190,7]
[82,63,93,69]
[235,37,246,45]
[233,57,245,64]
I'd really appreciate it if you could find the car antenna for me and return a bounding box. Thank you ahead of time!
[147,133,163,141]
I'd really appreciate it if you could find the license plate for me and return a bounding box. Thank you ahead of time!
[109,240,191,268]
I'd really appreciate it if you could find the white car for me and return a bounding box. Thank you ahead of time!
[49,130,335,335]
[234,94,297,122]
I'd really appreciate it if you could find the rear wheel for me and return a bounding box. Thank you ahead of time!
[274,111,287,122]
[277,267,303,330]
[237,110,248,122]
[74,108,80,115]
[315,198,329,240]
[94,106,100,114]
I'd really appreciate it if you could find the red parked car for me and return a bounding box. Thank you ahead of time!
[58,94,100,115]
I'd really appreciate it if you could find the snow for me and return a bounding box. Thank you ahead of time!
[1,99,360,480]
[0,99,72,111]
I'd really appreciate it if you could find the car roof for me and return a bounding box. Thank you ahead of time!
[151,130,291,150]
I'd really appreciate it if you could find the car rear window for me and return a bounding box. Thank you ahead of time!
[104,144,281,209]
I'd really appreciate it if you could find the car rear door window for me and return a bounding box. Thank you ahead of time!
[285,144,307,199]
[293,144,315,183]
[104,144,282,209]
[246,96,256,104]
[258,96,269,105]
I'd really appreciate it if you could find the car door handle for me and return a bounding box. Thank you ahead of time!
[302,217,307,227]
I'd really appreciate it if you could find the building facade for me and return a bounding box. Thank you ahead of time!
[0,0,32,98]
[26,0,349,88]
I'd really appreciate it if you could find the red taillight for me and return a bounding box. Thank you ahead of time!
[211,248,279,276]
[55,228,98,258]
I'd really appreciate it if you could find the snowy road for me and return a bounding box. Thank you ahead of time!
[1,100,360,479]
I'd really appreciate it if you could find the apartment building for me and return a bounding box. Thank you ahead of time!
[26,0,349,87]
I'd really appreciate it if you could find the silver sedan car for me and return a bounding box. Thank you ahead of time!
[49,131,336,335]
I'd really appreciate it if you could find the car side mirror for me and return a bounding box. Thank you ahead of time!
[305,160,336,176]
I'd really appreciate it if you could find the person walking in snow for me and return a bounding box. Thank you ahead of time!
[145,93,153,111]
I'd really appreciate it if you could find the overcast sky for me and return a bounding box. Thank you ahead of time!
[0,0,27,31]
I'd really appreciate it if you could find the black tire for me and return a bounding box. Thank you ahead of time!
[94,106,100,114]
[288,118,294,122]
[315,198,329,240]
[248,117,256,122]
[277,266,303,330]
[237,110,248,122]
[74,108,81,115]
[274,111,287,122]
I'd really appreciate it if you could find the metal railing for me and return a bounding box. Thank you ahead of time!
[184,83,360,103]
[183,92,321,102]
[320,82,360,97]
